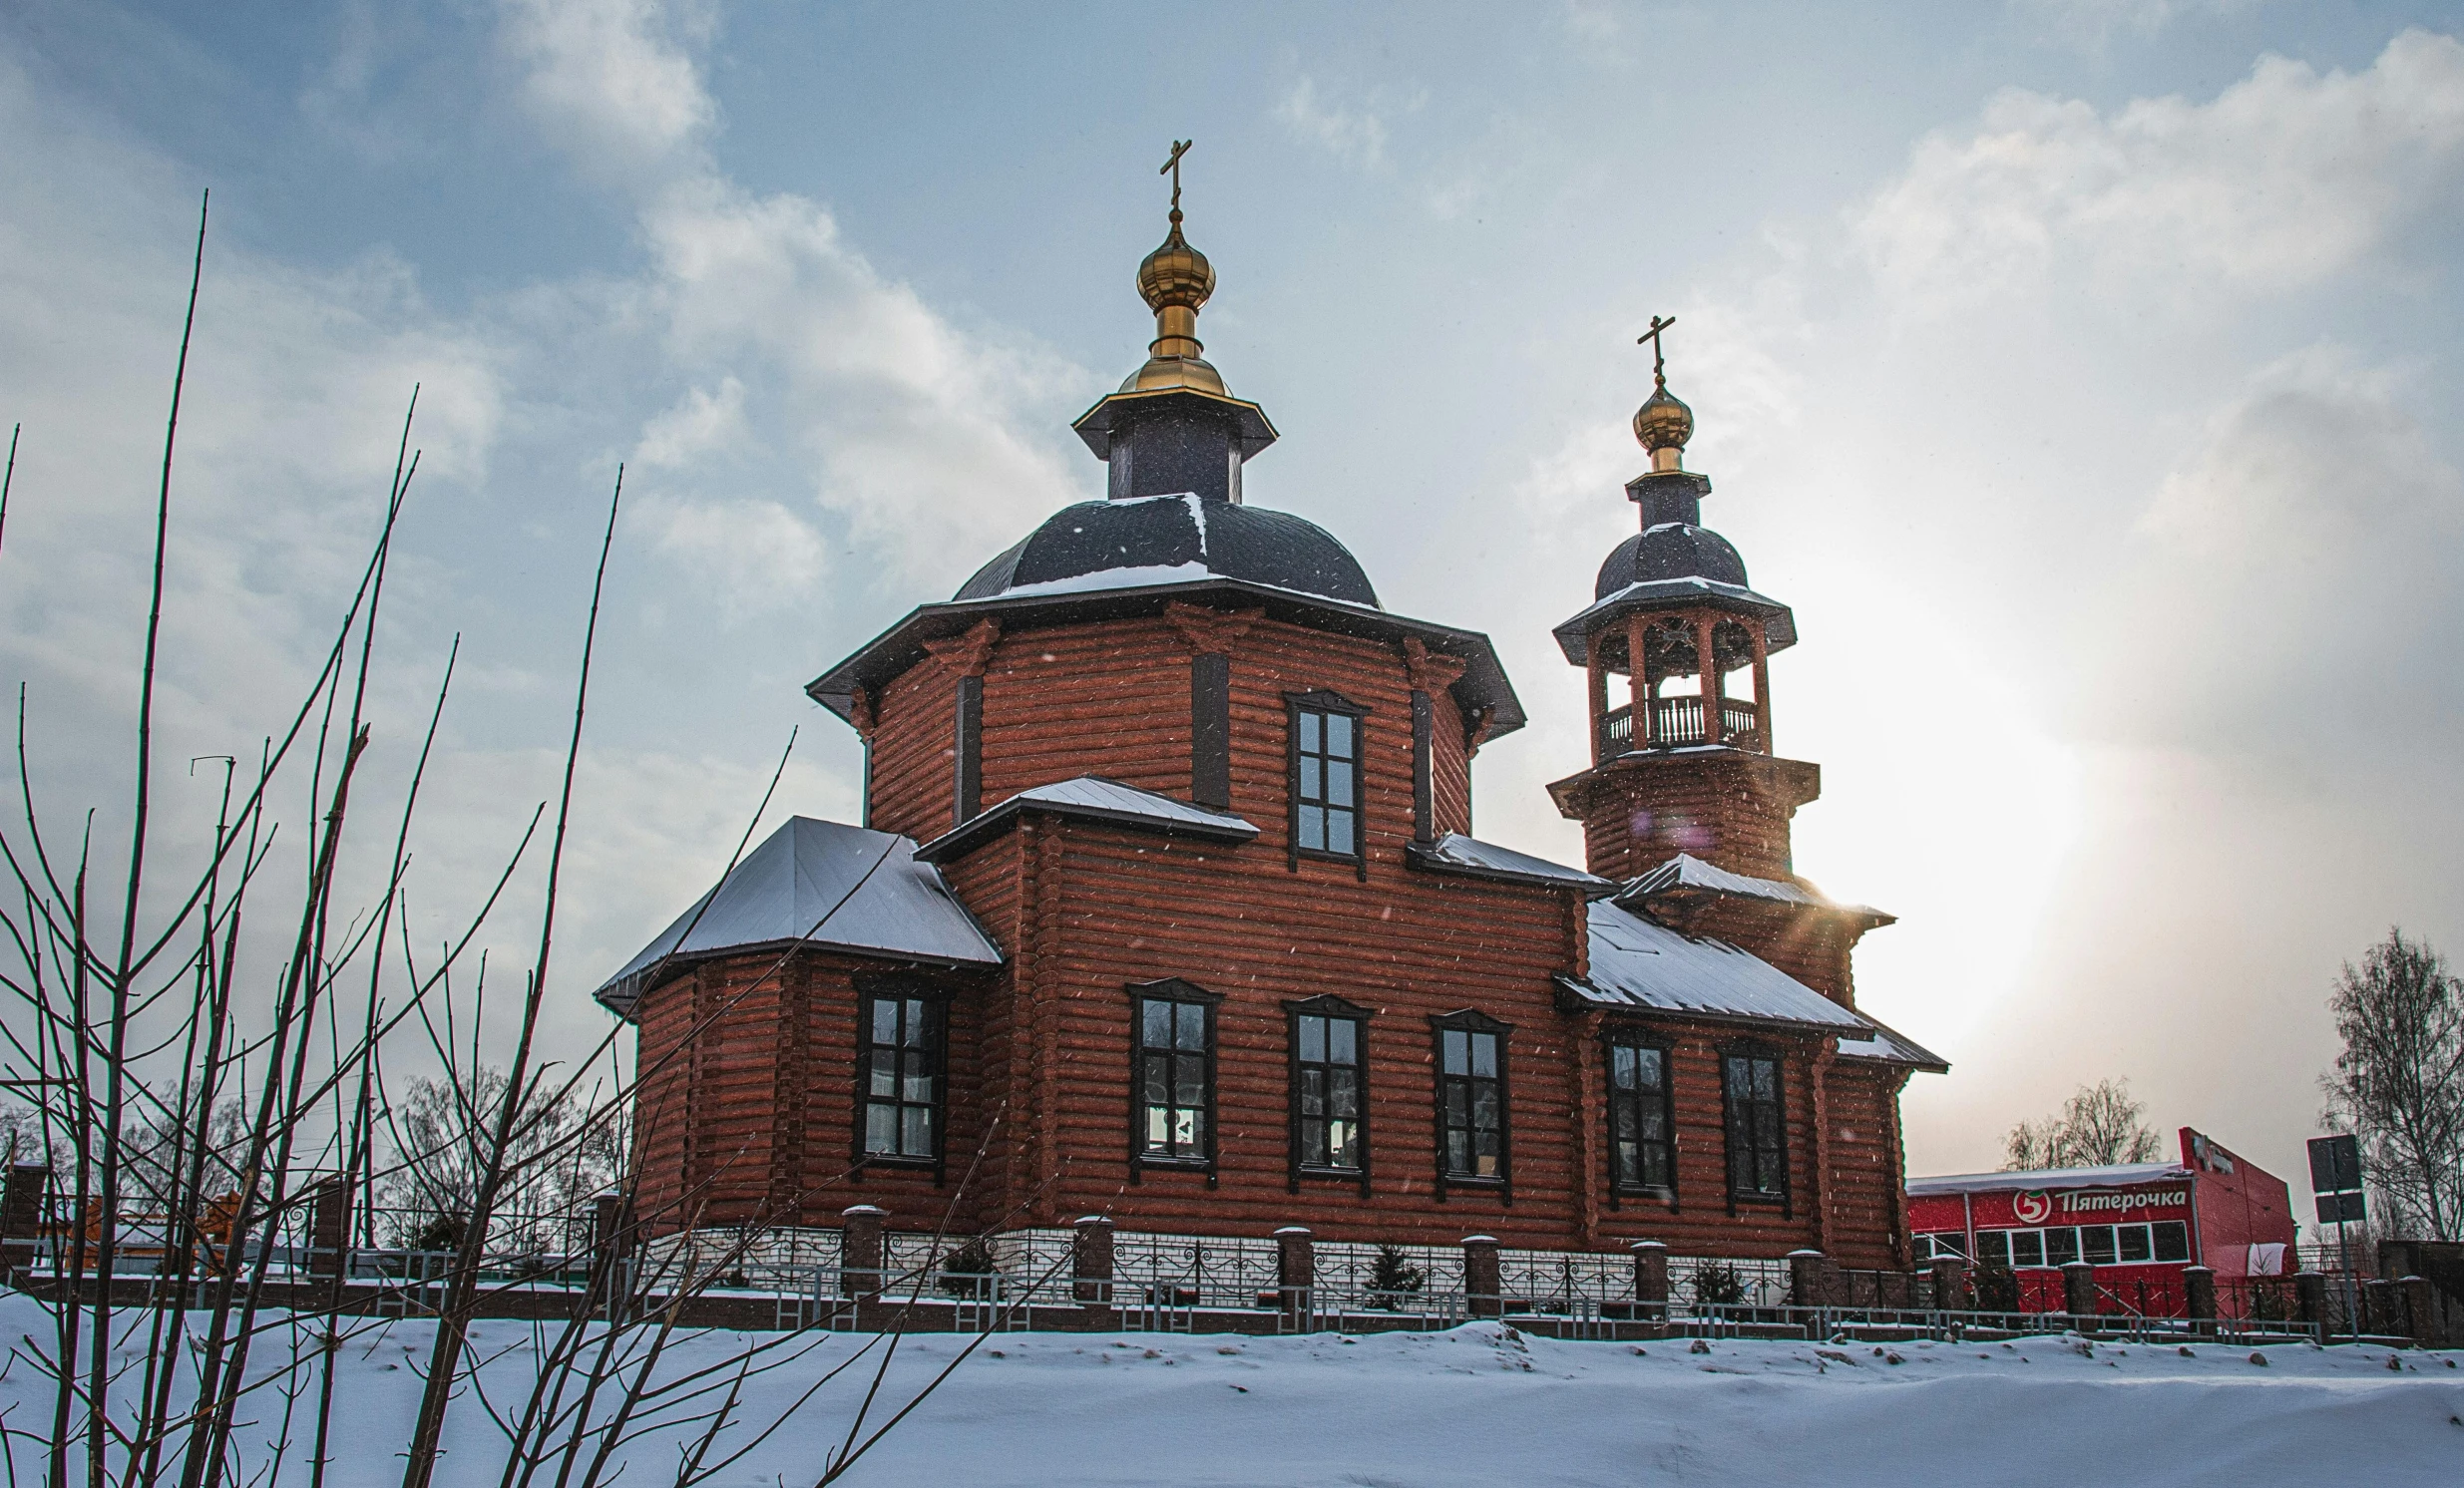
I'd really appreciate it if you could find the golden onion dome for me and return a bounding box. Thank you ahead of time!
[1137,209,1215,313]
[1633,384,1694,455]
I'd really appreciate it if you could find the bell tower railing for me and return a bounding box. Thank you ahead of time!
[1595,697,1764,759]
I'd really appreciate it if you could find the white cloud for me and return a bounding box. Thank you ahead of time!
[1560,1,1623,46]
[2101,348,2464,754]
[632,376,747,468]
[1853,28,2464,302]
[646,496,825,616]
[498,0,717,179]
[629,179,1085,577]
[498,3,1088,585]
[2015,0,2260,50]
[1275,76,1422,171]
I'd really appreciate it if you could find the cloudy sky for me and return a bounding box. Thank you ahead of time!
[3,0,2460,1210]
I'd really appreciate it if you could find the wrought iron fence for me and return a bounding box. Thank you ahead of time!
[11,1205,2422,1345]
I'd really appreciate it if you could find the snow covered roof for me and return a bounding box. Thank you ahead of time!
[593,818,1002,1018]
[1618,853,1892,925]
[954,495,1380,608]
[1560,900,1869,1031]
[1833,1018,1949,1072]
[915,775,1259,865]
[1405,833,1617,895]
[1906,1161,2193,1197]
[1551,576,1798,665]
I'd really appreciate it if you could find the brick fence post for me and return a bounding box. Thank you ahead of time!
[1928,1256,1967,1314]
[1071,1215,1114,1313]
[1787,1250,1828,1310]
[1,1165,49,1283]
[1630,1240,1668,1320]
[1275,1227,1315,1324]
[591,1192,636,1313]
[1462,1236,1500,1319]
[2183,1265,2216,1336]
[2292,1270,2326,1329]
[2363,1279,2394,1336]
[840,1205,886,1302]
[2398,1276,2436,1347]
[306,1176,350,1307]
[2062,1261,2099,1329]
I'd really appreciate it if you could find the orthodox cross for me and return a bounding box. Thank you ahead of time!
[1637,314,1676,388]
[1160,139,1193,211]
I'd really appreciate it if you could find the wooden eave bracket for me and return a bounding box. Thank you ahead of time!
[1164,600,1263,656]
[922,617,1002,678]
[1402,637,1468,692]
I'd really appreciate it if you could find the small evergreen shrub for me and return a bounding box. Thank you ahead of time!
[939,1236,999,1300]
[1692,1261,1746,1306]
[1369,1244,1426,1309]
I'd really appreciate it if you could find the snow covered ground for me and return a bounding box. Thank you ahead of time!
[8,1293,2458,1486]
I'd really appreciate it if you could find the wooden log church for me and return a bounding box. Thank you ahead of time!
[598,162,1946,1271]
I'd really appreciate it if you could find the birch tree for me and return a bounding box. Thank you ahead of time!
[2321,929,2464,1240]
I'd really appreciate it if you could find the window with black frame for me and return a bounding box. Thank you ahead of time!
[1721,1048,1786,1200]
[1293,1010,1364,1172]
[1289,698,1361,860]
[1607,1036,1675,1193]
[1136,991,1215,1164]
[1435,1016,1507,1181]
[860,991,940,1162]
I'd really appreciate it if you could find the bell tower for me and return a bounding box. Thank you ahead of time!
[1545,324,1820,883]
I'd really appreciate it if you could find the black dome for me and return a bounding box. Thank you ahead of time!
[1594,523,1748,599]
[956,496,1379,608]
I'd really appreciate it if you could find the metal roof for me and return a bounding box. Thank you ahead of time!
[914,775,1259,865]
[1618,852,1893,926]
[1561,899,1869,1031]
[1551,576,1799,665]
[1406,833,1617,895]
[1834,1018,1949,1072]
[955,495,1379,608]
[593,817,1002,1018]
[1907,1162,2192,1197]
[1595,523,1749,597]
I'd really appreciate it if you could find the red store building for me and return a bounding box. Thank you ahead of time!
[1907,1128,2296,1312]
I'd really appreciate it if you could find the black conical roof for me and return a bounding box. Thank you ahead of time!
[1594,523,1750,598]
[955,494,1379,608]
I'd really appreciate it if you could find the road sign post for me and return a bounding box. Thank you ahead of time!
[2306,1134,2365,1339]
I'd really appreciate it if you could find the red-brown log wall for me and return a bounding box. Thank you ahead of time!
[1429,684,1472,838]
[865,609,1477,848]
[1569,752,1812,883]
[866,658,961,844]
[1818,1061,1913,1270]
[629,948,996,1234]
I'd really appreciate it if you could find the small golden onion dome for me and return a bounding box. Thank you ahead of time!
[1137,209,1215,313]
[1633,385,1694,455]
